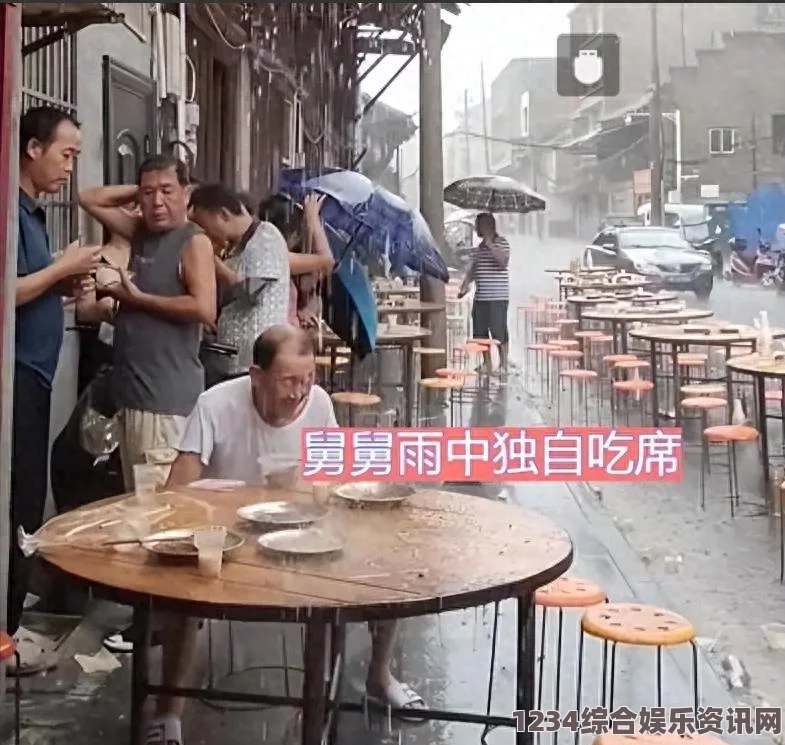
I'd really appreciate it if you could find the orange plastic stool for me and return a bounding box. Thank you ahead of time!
[1,631,20,745]
[700,425,760,516]
[331,391,382,426]
[612,379,655,425]
[577,603,698,720]
[558,369,600,425]
[533,577,607,727]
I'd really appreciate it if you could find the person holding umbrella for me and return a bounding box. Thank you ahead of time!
[459,212,511,373]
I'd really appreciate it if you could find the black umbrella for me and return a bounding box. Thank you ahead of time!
[444,175,547,214]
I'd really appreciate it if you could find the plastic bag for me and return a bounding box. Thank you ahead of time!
[51,366,124,513]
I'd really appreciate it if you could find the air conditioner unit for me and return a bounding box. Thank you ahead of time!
[163,12,183,99]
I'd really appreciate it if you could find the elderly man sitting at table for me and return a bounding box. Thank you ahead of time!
[148,325,425,745]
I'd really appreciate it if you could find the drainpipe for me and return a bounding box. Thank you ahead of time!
[0,4,22,663]
[176,3,187,160]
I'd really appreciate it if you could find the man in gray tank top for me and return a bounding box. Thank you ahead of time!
[79,155,216,490]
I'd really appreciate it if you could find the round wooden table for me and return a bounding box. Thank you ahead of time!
[545,267,610,275]
[321,326,432,426]
[38,486,573,745]
[377,301,445,316]
[727,353,785,500]
[629,323,785,427]
[375,285,420,297]
[559,277,651,300]
[583,307,714,354]
[565,291,678,323]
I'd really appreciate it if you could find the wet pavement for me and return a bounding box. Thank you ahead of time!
[2,233,780,745]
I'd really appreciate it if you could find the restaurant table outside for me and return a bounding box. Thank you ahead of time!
[558,277,651,301]
[566,291,678,323]
[628,324,785,427]
[35,486,573,745]
[582,307,714,354]
[726,352,785,495]
[321,325,431,426]
[377,301,445,320]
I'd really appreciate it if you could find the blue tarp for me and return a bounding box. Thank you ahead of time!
[727,184,785,254]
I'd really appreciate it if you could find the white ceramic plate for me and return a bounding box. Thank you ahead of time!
[237,501,327,527]
[257,528,343,557]
[142,528,244,558]
[331,483,414,506]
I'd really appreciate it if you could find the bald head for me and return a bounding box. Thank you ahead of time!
[252,325,312,370]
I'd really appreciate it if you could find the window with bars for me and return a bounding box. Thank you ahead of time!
[21,28,78,253]
[708,127,735,155]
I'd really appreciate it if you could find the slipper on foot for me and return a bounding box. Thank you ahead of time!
[365,678,427,723]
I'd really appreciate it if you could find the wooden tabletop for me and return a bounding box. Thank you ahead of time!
[562,279,651,291]
[727,352,785,378]
[37,487,573,623]
[545,267,610,275]
[323,325,431,346]
[377,301,445,316]
[375,286,420,296]
[583,307,714,323]
[629,323,785,346]
[567,291,677,306]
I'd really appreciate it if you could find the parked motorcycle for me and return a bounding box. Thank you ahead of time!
[725,233,779,286]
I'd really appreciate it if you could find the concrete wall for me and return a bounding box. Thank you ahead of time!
[671,32,785,200]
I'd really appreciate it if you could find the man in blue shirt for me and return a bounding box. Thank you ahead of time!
[11,107,101,662]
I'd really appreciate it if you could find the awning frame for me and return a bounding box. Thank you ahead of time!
[21,3,125,57]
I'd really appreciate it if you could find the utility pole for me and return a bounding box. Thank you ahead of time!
[751,114,759,190]
[463,88,471,177]
[649,2,664,225]
[419,2,446,377]
[480,61,491,172]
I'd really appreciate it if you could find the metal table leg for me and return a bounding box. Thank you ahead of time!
[302,615,329,745]
[756,373,771,489]
[649,341,660,426]
[130,603,151,745]
[515,594,536,745]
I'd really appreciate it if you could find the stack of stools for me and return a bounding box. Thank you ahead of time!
[610,359,655,425]
[577,603,699,725]
[548,348,584,405]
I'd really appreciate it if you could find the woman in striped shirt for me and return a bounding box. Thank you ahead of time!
[459,212,510,372]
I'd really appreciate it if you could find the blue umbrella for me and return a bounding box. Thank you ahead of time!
[322,224,377,358]
[277,168,449,282]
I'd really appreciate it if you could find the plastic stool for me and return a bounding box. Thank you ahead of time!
[577,603,698,719]
[535,577,606,733]
[701,424,760,516]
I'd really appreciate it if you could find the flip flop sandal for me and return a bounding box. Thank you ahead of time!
[365,680,427,724]
[103,634,134,654]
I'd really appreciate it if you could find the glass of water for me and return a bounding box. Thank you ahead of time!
[133,464,159,505]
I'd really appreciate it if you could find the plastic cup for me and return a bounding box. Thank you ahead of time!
[312,482,332,506]
[133,464,159,505]
[193,526,226,578]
